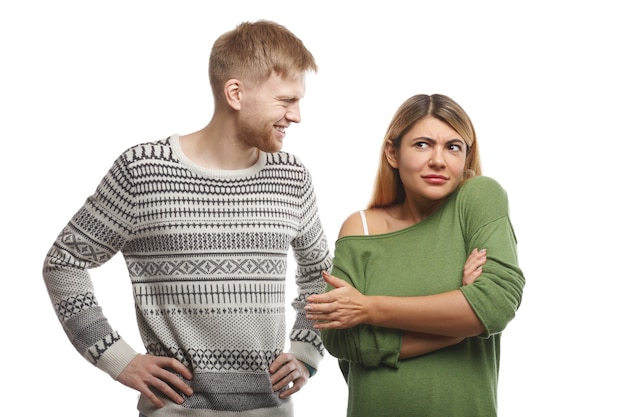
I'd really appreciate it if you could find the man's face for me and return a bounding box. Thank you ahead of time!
[236,72,306,153]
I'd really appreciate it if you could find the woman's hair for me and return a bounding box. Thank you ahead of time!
[369,94,482,208]
[209,20,317,102]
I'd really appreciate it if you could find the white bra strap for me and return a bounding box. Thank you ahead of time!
[359,210,369,235]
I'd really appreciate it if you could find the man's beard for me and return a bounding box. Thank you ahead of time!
[237,120,281,153]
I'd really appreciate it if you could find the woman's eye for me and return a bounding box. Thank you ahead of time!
[449,143,462,152]
[415,141,429,149]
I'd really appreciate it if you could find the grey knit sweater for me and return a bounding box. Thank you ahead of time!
[43,134,332,417]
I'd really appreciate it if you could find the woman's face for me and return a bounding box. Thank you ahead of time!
[386,115,468,206]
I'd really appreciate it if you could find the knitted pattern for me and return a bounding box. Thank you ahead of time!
[43,135,332,415]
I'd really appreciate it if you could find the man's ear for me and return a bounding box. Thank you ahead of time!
[384,141,399,168]
[224,79,243,110]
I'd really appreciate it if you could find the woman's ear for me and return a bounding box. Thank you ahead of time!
[384,140,399,168]
[224,79,243,110]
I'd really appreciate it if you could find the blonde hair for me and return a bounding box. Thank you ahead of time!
[209,20,317,103]
[369,94,482,208]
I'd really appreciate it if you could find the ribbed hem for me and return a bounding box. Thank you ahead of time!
[138,395,293,417]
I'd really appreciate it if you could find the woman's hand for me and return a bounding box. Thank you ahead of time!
[462,248,486,286]
[305,272,370,330]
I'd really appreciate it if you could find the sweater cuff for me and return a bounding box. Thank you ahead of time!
[90,338,139,380]
[289,340,322,372]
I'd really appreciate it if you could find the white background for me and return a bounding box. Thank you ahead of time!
[2,1,624,416]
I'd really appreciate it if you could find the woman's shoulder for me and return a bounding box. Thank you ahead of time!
[338,210,368,238]
[338,208,392,238]
[459,175,507,199]
[456,175,510,219]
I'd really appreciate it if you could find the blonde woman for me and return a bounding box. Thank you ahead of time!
[306,94,525,417]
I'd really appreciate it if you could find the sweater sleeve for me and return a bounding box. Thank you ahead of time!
[42,152,140,379]
[287,164,333,371]
[458,176,525,336]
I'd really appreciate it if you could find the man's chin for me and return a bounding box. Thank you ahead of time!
[263,140,284,153]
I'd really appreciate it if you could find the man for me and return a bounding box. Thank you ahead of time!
[43,20,331,417]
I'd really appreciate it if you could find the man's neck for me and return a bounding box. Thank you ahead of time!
[179,122,259,170]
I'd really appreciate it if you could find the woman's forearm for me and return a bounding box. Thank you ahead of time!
[399,331,465,359]
[367,290,485,337]
[307,274,486,337]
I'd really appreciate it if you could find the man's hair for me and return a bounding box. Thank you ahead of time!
[209,20,317,101]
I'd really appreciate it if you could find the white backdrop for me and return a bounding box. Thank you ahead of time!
[2,1,624,416]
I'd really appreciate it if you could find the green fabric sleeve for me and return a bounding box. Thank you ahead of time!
[320,262,402,369]
[458,177,525,336]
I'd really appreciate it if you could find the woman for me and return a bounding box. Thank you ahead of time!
[306,94,525,416]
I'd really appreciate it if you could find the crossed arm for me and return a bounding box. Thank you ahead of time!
[305,248,487,360]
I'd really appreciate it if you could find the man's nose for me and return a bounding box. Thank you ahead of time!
[286,102,301,123]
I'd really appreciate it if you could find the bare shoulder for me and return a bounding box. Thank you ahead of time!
[338,211,367,238]
[338,208,393,237]
[363,208,395,235]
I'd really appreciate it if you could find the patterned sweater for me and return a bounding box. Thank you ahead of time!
[43,134,332,417]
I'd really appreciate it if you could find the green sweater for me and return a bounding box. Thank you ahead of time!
[321,176,525,417]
